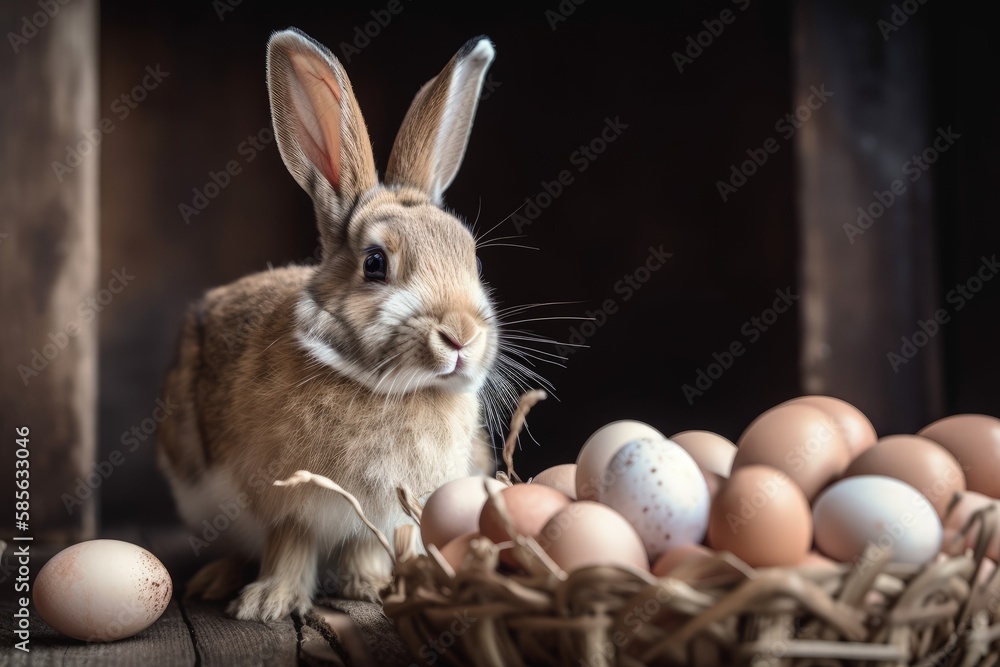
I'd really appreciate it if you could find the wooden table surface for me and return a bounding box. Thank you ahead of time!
[0,527,413,666]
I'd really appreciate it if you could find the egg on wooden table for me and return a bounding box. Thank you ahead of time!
[33,539,172,642]
[598,437,711,561]
[575,420,664,501]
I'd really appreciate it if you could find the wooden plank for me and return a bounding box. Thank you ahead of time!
[181,599,299,667]
[0,599,195,666]
[794,0,943,433]
[0,0,99,541]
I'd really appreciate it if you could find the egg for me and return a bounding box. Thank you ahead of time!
[783,395,878,456]
[733,404,851,501]
[707,465,812,567]
[797,551,839,571]
[438,533,486,572]
[942,490,1000,560]
[812,475,942,565]
[33,540,172,642]
[919,414,1000,498]
[843,435,965,519]
[575,420,664,501]
[651,543,715,577]
[598,438,711,560]
[479,483,572,566]
[669,430,737,477]
[420,476,506,549]
[539,501,649,572]
[531,464,578,499]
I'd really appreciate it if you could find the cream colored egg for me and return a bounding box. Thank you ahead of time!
[669,430,737,477]
[575,420,664,500]
[34,540,172,642]
[531,464,578,499]
[420,476,506,549]
[539,501,649,572]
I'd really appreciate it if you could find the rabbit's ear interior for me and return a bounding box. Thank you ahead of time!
[267,29,377,212]
[385,37,495,204]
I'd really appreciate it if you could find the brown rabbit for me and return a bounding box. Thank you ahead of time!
[158,28,502,621]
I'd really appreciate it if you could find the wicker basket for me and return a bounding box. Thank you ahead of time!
[275,393,1000,667]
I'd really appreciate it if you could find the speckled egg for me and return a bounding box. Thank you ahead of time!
[33,539,173,642]
[598,437,711,561]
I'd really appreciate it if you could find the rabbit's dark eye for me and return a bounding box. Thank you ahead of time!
[363,249,388,282]
[476,256,483,276]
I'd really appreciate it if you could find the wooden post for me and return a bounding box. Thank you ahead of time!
[0,0,99,541]
[794,0,943,434]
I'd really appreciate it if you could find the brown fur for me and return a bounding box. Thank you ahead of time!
[158,29,498,621]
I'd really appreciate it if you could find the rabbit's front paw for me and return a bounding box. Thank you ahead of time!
[228,578,312,622]
[340,575,386,603]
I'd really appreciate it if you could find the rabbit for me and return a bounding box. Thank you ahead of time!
[157,27,502,622]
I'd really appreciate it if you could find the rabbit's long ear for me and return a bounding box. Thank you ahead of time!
[385,37,494,204]
[267,29,378,222]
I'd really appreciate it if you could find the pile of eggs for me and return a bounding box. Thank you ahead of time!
[420,398,1000,578]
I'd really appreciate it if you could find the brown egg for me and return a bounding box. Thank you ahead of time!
[708,465,812,567]
[843,435,965,519]
[919,414,1000,498]
[796,551,839,570]
[733,404,851,501]
[783,396,878,456]
[539,501,649,573]
[669,430,737,477]
[942,490,1000,560]
[480,483,571,567]
[651,543,714,577]
[531,464,578,499]
[438,533,483,572]
[701,468,724,500]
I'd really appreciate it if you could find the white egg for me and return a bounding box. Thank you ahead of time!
[598,437,711,561]
[576,420,664,501]
[813,475,942,566]
[34,539,172,642]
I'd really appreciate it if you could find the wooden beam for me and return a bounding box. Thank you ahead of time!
[0,0,99,541]
[794,0,943,433]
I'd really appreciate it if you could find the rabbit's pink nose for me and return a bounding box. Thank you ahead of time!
[438,331,464,351]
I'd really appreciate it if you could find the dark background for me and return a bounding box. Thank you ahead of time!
[91,0,998,528]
